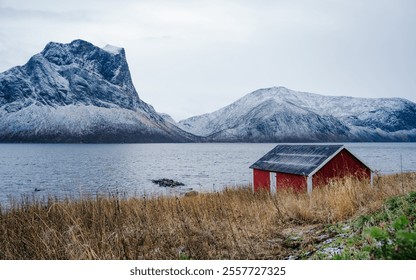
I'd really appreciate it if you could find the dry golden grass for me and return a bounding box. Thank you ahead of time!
[0,173,415,260]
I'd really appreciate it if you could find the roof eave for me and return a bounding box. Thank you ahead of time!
[250,165,310,176]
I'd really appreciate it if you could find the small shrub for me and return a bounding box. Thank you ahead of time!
[363,191,416,260]
[365,215,416,259]
[321,191,416,260]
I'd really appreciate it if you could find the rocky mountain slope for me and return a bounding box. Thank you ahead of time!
[0,39,196,143]
[178,87,416,142]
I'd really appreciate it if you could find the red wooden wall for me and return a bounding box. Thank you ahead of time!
[253,169,270,192]
[276,172,307,192]
[313,149,371,186]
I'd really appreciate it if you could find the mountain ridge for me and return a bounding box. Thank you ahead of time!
[0,39,196,143]
[178,86,416,142]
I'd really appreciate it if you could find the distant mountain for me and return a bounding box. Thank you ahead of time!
[159,113,177,125]
[178,87,416,142]
[0,39,196,142]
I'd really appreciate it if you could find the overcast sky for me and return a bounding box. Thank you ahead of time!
[0,0,415,120]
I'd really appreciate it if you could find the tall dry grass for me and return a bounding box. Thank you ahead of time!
[0,173,415,260]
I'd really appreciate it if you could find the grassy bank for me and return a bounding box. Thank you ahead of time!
[1,173,415,259]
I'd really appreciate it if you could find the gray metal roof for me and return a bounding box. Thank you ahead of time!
[249,144,344,176]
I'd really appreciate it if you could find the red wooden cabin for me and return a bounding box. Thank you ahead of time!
[250,144,373,193]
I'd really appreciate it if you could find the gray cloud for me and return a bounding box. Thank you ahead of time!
[0,7,92,21]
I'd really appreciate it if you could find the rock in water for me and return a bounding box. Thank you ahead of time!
[152,178,185,188]
[0,39,196,143]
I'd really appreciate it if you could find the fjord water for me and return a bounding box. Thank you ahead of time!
[0,143,415,206]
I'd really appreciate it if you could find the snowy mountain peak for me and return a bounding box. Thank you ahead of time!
[0,40,196,143]
[2,39,139,111]
[40,40,126,67]
[178,86,416,142]
[249,86,318,105]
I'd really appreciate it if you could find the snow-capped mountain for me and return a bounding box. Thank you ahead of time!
[0,39,196,142]
[178,87,416,142]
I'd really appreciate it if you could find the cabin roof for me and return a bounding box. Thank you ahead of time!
[249,144,347,176]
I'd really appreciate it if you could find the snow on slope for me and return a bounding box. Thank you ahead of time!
[178,87,416,142]
[103,44,123,55]
[0,39,195,143]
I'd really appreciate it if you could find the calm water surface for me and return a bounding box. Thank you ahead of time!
[0,143,415,205]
